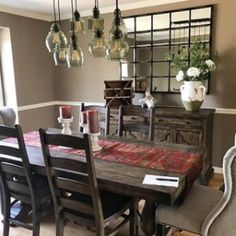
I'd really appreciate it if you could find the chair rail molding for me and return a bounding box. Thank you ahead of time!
[17,101,236,115]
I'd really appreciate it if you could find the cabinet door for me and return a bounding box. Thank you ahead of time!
[154,126,172,143]
[175,128,203,146]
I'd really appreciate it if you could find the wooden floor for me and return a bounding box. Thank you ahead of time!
[0,174,223,236]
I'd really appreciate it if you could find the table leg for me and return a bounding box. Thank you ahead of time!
[140,200,156,236]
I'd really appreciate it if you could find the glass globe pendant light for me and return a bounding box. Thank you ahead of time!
[53,0,68,65]
[106,0,129,60]
[70,0,85,34]
[67,0,84,68]
[87,0,104,32]
[46,0,60,53]
[88,30,107,57]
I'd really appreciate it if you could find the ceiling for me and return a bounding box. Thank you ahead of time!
[0,0,188,21]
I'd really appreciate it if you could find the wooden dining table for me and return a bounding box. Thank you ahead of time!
[2,131,204,236]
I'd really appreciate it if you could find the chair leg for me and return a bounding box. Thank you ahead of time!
[55,214,64,236]
[32,206,41,236]
[129,199,138,236]
[3,197,10,236]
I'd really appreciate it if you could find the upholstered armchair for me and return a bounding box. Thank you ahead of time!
[156,144,236,236]
[0,107,16,127]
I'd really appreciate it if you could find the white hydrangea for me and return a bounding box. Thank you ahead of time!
[205,59,216,70]
[176,70,184,81]
[187,67,200,78]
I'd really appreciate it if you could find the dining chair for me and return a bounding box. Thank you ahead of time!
[156,144,236,236]
[0,124,51,236]
[80,103,110,135]
[118,105,155,140]
[39,128,137,236]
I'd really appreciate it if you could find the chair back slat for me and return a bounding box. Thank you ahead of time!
[0,145,21,158]
[50,157,88,174]
[45,133,86,149]
[6,180,30,196]
[39,128,104,229]
[0,125,18,138]
[118,105,155,140]
[56,177,90,195]
[1,162,25,176]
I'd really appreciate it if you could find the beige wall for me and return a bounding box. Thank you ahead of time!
[0,11,57,130]
[1,0,236,167]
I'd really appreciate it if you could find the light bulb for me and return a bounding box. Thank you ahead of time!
[71,50,81,61]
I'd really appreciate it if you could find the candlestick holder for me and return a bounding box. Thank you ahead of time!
[57,117,73,135]
[89,132,102,152]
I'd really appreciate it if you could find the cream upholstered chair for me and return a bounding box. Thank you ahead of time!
[156,142,236,236]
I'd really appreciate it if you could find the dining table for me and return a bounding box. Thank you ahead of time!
[2,130,204,236]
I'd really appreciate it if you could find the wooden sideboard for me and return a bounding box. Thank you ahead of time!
[109,106,215,184]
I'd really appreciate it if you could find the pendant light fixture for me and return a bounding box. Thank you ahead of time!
[53,0,68,65]
[88,30,107,57]
[106,0,129,60]
[70,0,85,34]
[67,0,84,67]
[45,0,67,54]
[87,0,104,32]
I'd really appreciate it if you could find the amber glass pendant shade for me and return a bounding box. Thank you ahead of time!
[88,30,107,57]
[106,0,129,60]
[67,34,84,67]
[87,4,104,31]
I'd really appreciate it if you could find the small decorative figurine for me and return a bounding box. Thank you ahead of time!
[139,90,157,109]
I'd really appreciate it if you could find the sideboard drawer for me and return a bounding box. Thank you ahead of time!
[155,117,203,127]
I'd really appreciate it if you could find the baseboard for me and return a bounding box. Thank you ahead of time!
[213,166,223,174]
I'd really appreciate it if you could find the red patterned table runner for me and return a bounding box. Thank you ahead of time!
[5,131,202,188]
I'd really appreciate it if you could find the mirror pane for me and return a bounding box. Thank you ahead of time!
[136,63,151,77]
[170,77,182,92]
[136,77,150,92]
[153,62,169,76]
[124,17,135,32]
[152,78,169,92]
[136,32,152,46]
[153,46,169,61]
[171,10,189,27]
[191,7,211,20]
[190,25,210,43]
[153,30,169,46]
[136,16,151,31]
[127,33,135,47]
[136,48,152,62]
[153,13,169,29]
[171,28,189,44]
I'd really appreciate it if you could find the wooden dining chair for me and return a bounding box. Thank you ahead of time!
[0,124,51,236]
[80,103,110,135]
[156,144,236,236]
[118,105,155,140]
[39,128,137,236]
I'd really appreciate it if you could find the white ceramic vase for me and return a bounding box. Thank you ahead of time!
[180,81,206,112]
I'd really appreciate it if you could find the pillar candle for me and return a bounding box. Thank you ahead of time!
[59,106,72,119]
[87,110,100,133]
[80,111,87,124]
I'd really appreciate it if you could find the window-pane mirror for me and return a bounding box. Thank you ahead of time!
[121,5,213,93]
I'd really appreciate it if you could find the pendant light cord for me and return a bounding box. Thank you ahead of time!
[57,0,61,25]
[116,0,118,10]
[75,0,78,11]
[53,0,57,23]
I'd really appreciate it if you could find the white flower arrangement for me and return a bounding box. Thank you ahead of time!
[168,39,216,82]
